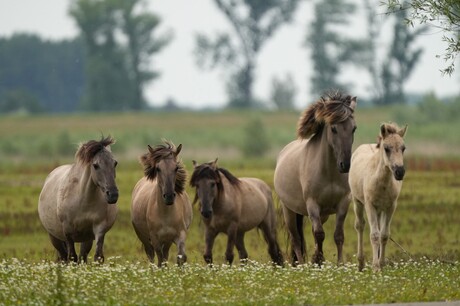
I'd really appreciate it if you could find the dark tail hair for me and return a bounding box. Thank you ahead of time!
[291,213,306,265]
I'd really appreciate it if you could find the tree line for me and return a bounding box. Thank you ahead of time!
[0,0,458,113]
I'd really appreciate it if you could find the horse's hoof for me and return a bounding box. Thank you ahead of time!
[177,254,187,266]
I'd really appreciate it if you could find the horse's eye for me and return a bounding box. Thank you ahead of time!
[93,163,100,170]
[210,182,216,188]
[384,146,391,154]
[352,126,357,133]
[401,146,406,153]
[156,167,161,173]
[114,161,118,167]
[175,166,179,172]
[331,126,337,134]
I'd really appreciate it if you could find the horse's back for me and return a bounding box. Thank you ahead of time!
[237,178,272,231]
[38,164,72,239]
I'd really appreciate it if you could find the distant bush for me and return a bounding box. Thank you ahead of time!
[241,118,270,157]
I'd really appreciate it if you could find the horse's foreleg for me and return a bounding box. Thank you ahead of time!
[79,240,93,263]
[176,231,187,266]
[64,234,78,263]
[334,198,350,265]
[365,204,381,271]
[379,205,396,269]
[225,223,238,265]
[235,231,248,264]
[353,199,365,271]
[94,234,105,264]
[203,227,217,265]
[282,205,305,266]
[307,202,325,266]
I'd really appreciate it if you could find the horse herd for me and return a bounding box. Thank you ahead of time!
[37,92,408,272]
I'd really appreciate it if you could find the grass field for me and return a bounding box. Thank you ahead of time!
[0,108,459,304]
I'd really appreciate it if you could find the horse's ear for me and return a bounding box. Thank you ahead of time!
[350,96,357,110]
[147,145,154,154]
[192,160,197,168]
[398,125,408,138]
[380,124,388,138]
[210,158,218,170]
[175,144,182,156]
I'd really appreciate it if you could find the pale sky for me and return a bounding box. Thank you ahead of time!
[0,0,458,108]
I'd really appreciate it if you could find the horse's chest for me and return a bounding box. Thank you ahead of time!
[314,183,349,213]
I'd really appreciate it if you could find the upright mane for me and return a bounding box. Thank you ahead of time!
[190,162,241,203]
[376,122,401,148]
[297,91,355,139]
[76,136,115,164]
[140,140,186,194]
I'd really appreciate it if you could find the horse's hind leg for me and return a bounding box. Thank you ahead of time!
[258,221,284,266]
[235,232,248,264]
[79,240,93,263]
[48,234,68,262]
[353,198,365,271]
[282,205,305,265]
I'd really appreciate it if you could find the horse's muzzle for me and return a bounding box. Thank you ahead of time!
[106,189,119,204]
[393,166,405,181]
[163,193,176,205]
[201,210,212,219]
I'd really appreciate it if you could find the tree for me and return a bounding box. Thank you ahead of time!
[385,0,460,75]
[0,34,84,112]
[270,73,297,110]
[69,0,170,111]
[307,0,369,97]
[195,0,301,108]
[378,5,427,104]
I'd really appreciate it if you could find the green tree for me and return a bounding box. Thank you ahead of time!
[385,0,460,75]
[69,0,170,111]
[0,34,84,112]
[378,5,427,105]
[270,73,297,110]
[307,0,369,97]
[195,0,301,108]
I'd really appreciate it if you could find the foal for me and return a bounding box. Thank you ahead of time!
[349,123,407,271]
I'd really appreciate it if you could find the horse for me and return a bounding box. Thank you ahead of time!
[38,136,119,263]
[190,159,284,266]
[131,141,192,267]
[349,123,407,271]
[274,92,357,266]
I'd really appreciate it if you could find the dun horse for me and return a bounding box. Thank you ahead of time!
[190,159,283,266]
[131,141,192,267]
[349,123,407,271]
[38,136,119,263]
[274,92,357,265]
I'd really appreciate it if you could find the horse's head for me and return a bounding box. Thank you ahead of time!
[141,141,185,205]
[378,123,408,181]
[78,136,119,204]
[297,92,357,173]
[190,159,220,219]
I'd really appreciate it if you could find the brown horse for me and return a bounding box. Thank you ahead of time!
[38,136,119,263]
[349,123,407,271]
[190,159,283,266]
[131,141,192,267]
[274,92,357,265]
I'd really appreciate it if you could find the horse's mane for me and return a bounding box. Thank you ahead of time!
[140,140,186,194]
[189,162,241,204]
[297,91,355,139]
[75,136,115,164]
[376,122,400,148]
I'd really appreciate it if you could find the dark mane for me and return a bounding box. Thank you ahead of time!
[75,136,115,164]
[140,140,186,194]
[190,162,241,203]
[297,91,355,139]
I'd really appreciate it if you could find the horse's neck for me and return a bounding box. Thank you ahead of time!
[307,129,338,176]
[71,163,98,200]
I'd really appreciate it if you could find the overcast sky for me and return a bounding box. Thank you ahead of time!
[0,0,458,108]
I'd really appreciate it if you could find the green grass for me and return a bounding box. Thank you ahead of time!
[1,109,460,304]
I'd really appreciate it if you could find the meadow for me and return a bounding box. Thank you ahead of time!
[0,106,459,304]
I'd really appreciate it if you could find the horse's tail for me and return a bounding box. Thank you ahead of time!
[292,213,306,264]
